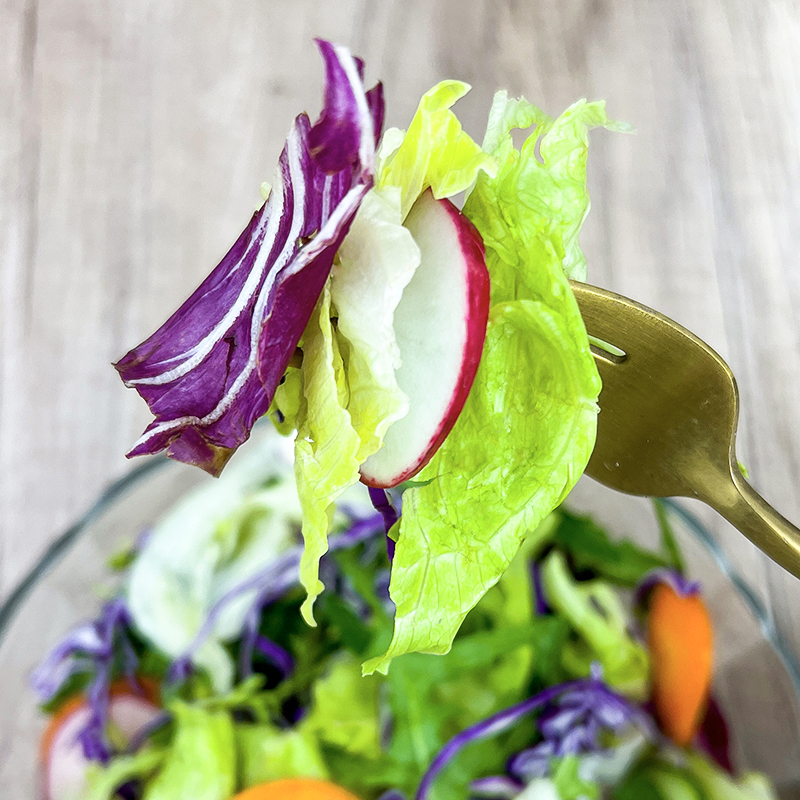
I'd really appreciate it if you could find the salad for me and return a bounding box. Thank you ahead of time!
[30,37,782,800]
[34,425,777,800]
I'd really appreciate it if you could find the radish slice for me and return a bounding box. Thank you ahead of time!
[360,190,490,488]
[44,694,161,800]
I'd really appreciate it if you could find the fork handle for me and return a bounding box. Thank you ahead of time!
[705,469,800,580]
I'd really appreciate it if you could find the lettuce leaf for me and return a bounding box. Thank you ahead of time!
[126,430,300,691]
[378,80,498,218]
[290,83,497,619]
[294,283,362,623]
[515,779,563,800]
[142,702,236,800]
[301,653,383,758]
[685,753,778,800]
[330,186,420,460]
[551,510,669,586]
[613,755,778,800]
[473,93,630,285]
[236,723,329,786]
[85,748,165,800]
[364,93,612,674]
[271,365,303,435]
[365,298,599,674]
[541,551,649,699]
[551,756,600,800]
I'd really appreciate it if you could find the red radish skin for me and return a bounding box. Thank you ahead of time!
[360,190,490,488]
[42,688,161,800]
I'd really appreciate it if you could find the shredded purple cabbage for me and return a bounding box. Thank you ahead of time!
[469,775,524,799]
[32,598,139,763]
[172,511,384,679]
[369,486,399,561]
[116,40,383,475]
[239,597,295,680]
[531,560,550,616]
[507,664,647,782]
[126,710,171,755]
[254,636,295,675]
[635,568,701,606]
[415,665,651,800]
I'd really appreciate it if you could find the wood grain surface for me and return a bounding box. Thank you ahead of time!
[2,0,800,651]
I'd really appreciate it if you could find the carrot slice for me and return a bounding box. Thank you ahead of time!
[647,581,713,745]
[232,779,360,800]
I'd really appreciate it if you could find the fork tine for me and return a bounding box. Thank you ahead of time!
[569,281,633,348]
[570,281,635,372]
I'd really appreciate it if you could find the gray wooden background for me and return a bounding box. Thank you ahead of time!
[2,0,800,650]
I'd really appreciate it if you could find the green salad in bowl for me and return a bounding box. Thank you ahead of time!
[17,426,797,800]
[3,37,800,800]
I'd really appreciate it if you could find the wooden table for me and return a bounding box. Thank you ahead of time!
[3,0,800,652]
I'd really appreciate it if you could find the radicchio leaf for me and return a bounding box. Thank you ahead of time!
[695,695,734,774]
[116,40,383,475]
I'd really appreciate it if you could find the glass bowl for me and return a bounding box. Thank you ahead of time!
[2,452,800,798]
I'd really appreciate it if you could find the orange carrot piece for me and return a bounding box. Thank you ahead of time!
[647,582,713,746]
[232,780,360,800]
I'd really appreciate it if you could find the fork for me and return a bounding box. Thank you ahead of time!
[570,280,800,580]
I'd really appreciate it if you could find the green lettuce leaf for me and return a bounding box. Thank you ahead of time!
[126,430,301,691]
[294,283,362,623]
[458,517,557,696]
[541,551,649,698]
[613,754,777,800]
[364,92,614,674]
[515,780,563,799]
[685,753,778,800]
[142,702,236,800]
[552,755,600,800]
[330,186,420,461]
[365,298,599,673]
[289,83,498,620]
[301,653,383,759]
[474,92,630,284]
[385,644,531,799]
[378,80,498,218]
[551,509,669,586]
[85,748,165,800]
[612,762,699,800]
[271,365,303,435]
[480,90,552,171]
[236,723,329,786]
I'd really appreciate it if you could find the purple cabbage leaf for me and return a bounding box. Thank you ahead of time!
[169,510,384,683]
[415,665,652,800]
[634,567,702,606]
[31,598,140,763]
[115,40,383,475]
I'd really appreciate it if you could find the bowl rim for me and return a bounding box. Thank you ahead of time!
[0,456,167,641]
[1,461,800,702]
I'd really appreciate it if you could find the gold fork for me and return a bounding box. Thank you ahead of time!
[570,280,800,579]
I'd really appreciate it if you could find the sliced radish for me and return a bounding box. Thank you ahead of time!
[43,691,161,800]
[360,189,490,488]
